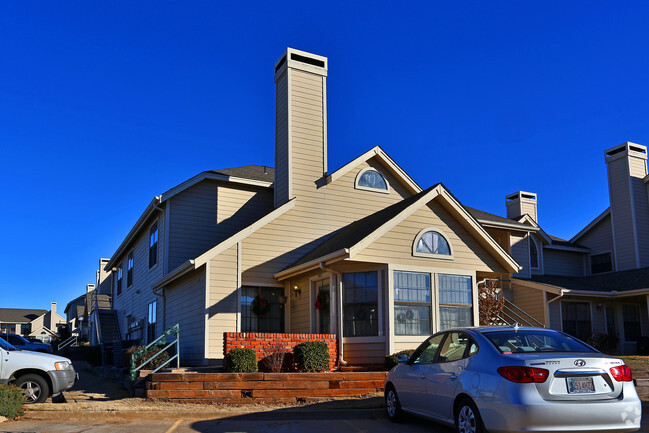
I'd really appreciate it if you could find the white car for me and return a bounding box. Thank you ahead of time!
[0,336,76,403]
[385,326,642,433]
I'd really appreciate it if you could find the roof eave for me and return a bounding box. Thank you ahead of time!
[570,208,611,243]
[152,260,196,290]
[274,249,350,281]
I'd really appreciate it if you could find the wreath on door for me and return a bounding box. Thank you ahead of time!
[314,291,329,310]
[252,296,271,316]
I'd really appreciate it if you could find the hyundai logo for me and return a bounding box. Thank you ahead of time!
[574,359,586,367]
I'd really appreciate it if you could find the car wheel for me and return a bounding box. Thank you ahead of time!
[384,384,404,422]
[455,398,484,433]
[15,374,50,404]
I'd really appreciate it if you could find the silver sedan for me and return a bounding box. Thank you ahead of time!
[384,326,642,433]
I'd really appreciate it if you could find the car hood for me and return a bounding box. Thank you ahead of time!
[10,349,71,364]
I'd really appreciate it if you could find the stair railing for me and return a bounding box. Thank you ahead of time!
[498,299,544,328]
[57,335,78,350]
[129,324,180,388]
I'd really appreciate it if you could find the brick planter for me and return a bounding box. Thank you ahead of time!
[147,371,387,404]
[223,332,338,371]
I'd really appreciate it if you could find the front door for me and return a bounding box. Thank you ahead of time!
[314,278,330,334]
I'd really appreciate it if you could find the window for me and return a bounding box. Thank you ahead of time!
[342,271,378,337]
[438,332,471,362]
[394,271,431,335]
[127,252,134,287]
[412,333,445,364]
[623,304,641,342]
[438,274,473,330]
[147,301,157,343]
[241,286,285,332]
[414,230,452,257]
[530,238,539,269]
[562,301,591,342]
[591,252,612,274]
[20,324,30,335]
[116,265,123,295]
[149,221,158,268]
[356,169,388,192]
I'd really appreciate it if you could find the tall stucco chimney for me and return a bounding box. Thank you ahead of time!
[605,142,649,270]
[50,302,57,317]
[506,191,538,222]
[274,48,328,208]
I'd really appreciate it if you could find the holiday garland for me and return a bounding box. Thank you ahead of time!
[251,295,271,316]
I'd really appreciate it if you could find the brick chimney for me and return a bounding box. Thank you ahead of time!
[273,48,328,207]
[506,191,538,222]
[605,142,649,270]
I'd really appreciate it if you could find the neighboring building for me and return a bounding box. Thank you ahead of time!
[0,303,65,343]
[94,48,527,366]
[64,284,111,341]
[498,143,649,354]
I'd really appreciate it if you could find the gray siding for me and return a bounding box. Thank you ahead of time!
[547,295,561,331]
[111,212,166,343]
[164,269,206,366]
[607,158,637,270]
[578,213,613,272]
[275,69,289,207]
[543,249,585,277]
[510,234,530,278]
[168,181,273,271]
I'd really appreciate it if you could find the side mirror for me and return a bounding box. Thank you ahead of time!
[396,353,410,364]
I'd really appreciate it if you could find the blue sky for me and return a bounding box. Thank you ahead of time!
[1,2,648,311]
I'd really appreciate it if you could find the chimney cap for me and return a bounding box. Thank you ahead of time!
[604,142,647,161]
[506,191,537,202]
[275,47,328,79]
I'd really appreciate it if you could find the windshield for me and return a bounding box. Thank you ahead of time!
[483,329,596,354]
[6,334,29,345]
[0,336,16,351]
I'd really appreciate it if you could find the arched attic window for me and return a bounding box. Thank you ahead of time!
[355,168,389,193]
[413,229,453,259]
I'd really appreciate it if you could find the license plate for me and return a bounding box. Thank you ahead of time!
[567,377,595,394]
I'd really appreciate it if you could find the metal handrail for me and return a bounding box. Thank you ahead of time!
[58,335,78,350]
[503,299,544,327]
[130,324,180,388]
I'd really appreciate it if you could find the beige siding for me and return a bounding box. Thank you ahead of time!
[343,341,386,365]
[242,157,412,284]
[543,250,585,277]
[393,341,420,353]
[207,245,239,361]
[510,234,530,278]
[275,70,289,207]
[168,181,272,271]
[511,282,545,325]
[355,201,506,273]
[630,158,649,267]
[112,212,166,343]
[165,269,206,366]
[607,159,636,270]
[578,213,613,272]
[287,270,322,333]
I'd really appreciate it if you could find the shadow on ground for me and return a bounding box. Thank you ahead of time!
[60,360,130,402]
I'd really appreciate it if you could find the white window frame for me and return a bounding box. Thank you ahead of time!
[412,227,454,260]
[354,167,390,194]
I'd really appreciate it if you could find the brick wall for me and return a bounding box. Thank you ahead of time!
[223,332,338,371]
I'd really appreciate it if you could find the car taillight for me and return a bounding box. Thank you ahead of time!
[609,365,633,382]
[497,366,549,383]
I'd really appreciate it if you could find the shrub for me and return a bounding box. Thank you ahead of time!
[227,348,258,373]
[293,341,330,372]
[127,344,171,371]
[385,349,415,370]
[0,384,24,419]
[261,342,292,373]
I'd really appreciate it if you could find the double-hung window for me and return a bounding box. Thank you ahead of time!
[562,301,591,341]
[147,300,157,343]
[438,274,473,330]
[342,271,378,337]
[149,221,158,268]
[127,252,134,287]
[240,286,284,332]
[623,304,640,342]
[394,271,431,335]
[116,266,123,295]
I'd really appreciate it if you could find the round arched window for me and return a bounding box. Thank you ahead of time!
[357,169,388,191]
[415,231,451,255]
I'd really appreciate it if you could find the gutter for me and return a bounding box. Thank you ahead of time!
[274,249,350,281]
[152,260,196,290]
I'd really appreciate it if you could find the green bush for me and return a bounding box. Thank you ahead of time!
[293,341,330,372]
[0,384,24,419]
[227,348,258,373]
[385,349,415,370]
[127,344,171,371]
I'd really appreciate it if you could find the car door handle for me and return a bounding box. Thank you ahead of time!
[420,374,426,379]
[450,374,459,381]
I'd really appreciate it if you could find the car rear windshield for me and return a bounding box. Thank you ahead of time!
[483,329,596,354]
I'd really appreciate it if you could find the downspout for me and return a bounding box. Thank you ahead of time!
[320,262,346,367]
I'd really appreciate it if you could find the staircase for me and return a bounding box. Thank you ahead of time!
[98,310,121,343]
[497,299,544,328]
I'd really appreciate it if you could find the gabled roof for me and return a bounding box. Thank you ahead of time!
[324,146,421,194]
[0,308,48,324]
[106,165,275,270]
[570,208,611,243]
[275,184,521,280]
[466,207,536,232]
